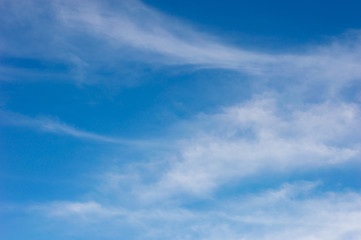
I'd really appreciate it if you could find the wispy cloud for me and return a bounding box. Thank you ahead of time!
[30,201,125,220]
[55,0,274,74]
[29,182,361,240]
[2,1,361,239]
[56,0,361,80]
[1,0,361,89]
[0,110,156,147]
[137,97,361,197]
[78,97,361,202]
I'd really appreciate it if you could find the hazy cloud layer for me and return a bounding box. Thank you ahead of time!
[141,97,361,197]
[30,182,361,240]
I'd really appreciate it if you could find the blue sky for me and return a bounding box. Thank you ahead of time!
[1,0,361,239]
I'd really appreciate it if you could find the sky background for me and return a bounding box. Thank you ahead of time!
[1,0,361,239]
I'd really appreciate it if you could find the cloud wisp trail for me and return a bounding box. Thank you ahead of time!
[1,0,361,88]
[57,0,361,74]
[0,110,158,147]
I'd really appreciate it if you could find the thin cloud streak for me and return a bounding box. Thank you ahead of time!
[1,0,361,88]
[55,0,274,74]
[55,0,361,84]
[0,110,158,147]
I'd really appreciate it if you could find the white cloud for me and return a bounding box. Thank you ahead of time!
[55,0,274,74]
[144,97,361,197]
[31,201,124,219]
[216,182,361,240]
[0,110,155,147]
[30,182,361,240]
[54,0,361,87]
[2,2,361,239]
[1,0,361,88]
